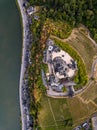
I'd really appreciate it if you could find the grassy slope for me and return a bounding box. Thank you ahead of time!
[38,27,97,130]
[66,28,97,76]
[43,19,72,39]
[38,95,73,130]
[38,92,97,130]
[81,81,97,101]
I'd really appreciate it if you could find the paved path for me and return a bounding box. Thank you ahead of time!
[91,59,97,78]
[92,116,97,130]
[87,33,97,47]
[17,0,29,130]
[47,87,68,98]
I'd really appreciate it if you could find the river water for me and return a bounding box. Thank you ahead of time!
[0,0,22,130]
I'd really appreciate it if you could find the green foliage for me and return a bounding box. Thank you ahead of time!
[53,38,88,88]
[64,119,73,127]
[30,0,97,42]
[36,75,46,92]
[45,19,72,39]
[28,15,47,129]
[94,33,97,42]
[62,87,67,92]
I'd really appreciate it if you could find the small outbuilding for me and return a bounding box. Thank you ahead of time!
[27,6,36,15]
[34,15,39,20]
[48,46,53,51]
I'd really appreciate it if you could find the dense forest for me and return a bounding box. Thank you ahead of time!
[30,0,97,41]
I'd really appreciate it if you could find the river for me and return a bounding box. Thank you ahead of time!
[0,0,22,130]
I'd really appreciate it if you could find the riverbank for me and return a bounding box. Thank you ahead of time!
[16,0,28,130]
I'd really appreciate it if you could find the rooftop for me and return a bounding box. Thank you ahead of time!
[42,39,77,95]
[52,47,77,79]
[27,6,36,15]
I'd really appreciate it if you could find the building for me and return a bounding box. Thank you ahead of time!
[27,6,36,15]
[48,45,53,51]
[34,15,39,20]
[42,39,77,94]
[52,49,77,79]
[46,39,54,46]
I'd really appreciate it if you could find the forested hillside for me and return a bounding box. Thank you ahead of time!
[30,0,97,41]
